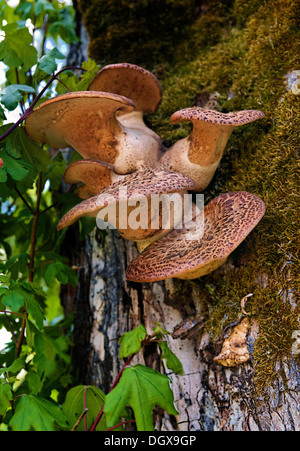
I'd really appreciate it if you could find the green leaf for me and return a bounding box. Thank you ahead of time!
[0,23,38,70]
[158,341,184,375]
[1,84,35,111]
[104,364,178,431]
[0,151,30,181]
[5,126,50,173]
[38,47,65,75]
[0,384,13,416]
[9,395,68,431]
[62,385,108,431]
[1,289,24,311]
[119,325,147,359]
[44,262,77,287]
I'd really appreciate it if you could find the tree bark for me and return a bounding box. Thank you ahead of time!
[62,2,300,432]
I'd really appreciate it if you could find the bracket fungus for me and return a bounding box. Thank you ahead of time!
[63,159,123,199]
[160,108,265,191]
[23,62,266,283]
[25,91,162,174]
[126,191,266,282]
[57,168,195,249]
[88,63,163,136]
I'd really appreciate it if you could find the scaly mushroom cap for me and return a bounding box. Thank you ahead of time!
[25,91,134,162]
[57,168,195,243]
[126,191,266,282]
[63,159,123,199]
[88,63,162,114]
[160,108,265,191]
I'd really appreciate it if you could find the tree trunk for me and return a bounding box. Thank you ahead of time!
[62,0,300,431]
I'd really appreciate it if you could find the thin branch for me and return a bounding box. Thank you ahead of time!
[14,186,34,214]
[0,66,86,144]
[106,420,136,432]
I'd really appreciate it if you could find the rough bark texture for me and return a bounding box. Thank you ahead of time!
[62,0,300,431]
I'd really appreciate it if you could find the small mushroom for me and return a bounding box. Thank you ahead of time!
[160,108,265,191]
[63,159,124,199]
[88,63,164,145]
[126,191,265,282]
[25,91,162,174]
[57,168,195,248]
[214,318,250,367]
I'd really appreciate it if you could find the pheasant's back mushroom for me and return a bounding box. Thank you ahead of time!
[25,91,162,174]
[89,63,162,115]
[160,108,265,191]
[88,63,164,144]
[57,168,195,247]
[63,159,123,199]
[126,191,266,282]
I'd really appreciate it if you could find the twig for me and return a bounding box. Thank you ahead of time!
[106,420,136,432]
[71,409,88,432]
[14,186,34,213]
[0,66,85,144]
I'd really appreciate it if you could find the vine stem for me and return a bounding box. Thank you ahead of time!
[0,66,85,144]
[89,333,158,432]
[15,172,43,358]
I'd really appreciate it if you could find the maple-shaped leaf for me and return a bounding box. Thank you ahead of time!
[104,364,178,431]
[119,325,147,359]
[9,395,68,431]
[62,385,108,431]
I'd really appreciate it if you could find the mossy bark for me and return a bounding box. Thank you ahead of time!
[65,0,300,430]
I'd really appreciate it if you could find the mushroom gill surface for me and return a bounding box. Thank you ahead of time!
[88,62,164,146]
[126,191,266,282]
[25,91,162,174]
[63,159,124,199]
[160,108,265,191]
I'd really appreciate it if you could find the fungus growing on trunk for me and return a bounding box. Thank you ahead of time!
[57,168,195,248]
[63,159,123,199]
[160,108,265,191]
[88,62,164,146]
[25,91,162,174]
[126,191,266,282]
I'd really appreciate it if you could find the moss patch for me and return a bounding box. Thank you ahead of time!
[80,0,300,393]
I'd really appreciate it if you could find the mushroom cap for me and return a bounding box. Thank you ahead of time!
[57,168,195,234]
[170,108,265,126]
[63,159,117,199]
[88,63,162,114]
[24,91,135,153]
[126,191,266,282]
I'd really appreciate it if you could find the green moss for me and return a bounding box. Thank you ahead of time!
[80,0,300,394]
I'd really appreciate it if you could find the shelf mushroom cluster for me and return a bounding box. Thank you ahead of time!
[25,63,266,282]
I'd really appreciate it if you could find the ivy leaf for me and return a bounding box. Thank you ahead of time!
[0,23,38,70]
[104,364,178,431]
[9,395,68,431]
[119,325,147,359]
[158,341,184,375]
[62,385,108,431]
[1,84,35,111]
[38,47,65,75]
[0,384,13,416]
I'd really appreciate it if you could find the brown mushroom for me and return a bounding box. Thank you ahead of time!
[63,159,124,199]
[126,191,266,282]
[25,91,162,174]
[88,63,164,144]
[160,108,265,191]
[57,168,195,249]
